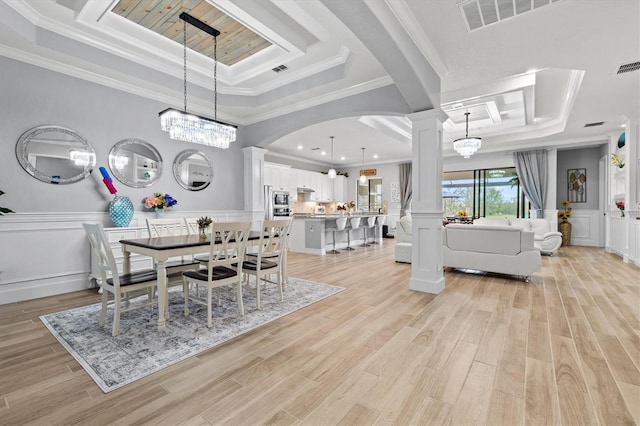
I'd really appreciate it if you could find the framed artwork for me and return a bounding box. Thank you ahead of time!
[567,168,586,203]
[390,182,400,203]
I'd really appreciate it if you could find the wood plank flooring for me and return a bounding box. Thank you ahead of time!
[0,243,638,425]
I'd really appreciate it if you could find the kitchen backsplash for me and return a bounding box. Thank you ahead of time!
[290,193,337,214]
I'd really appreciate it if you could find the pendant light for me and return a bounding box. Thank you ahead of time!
[453,112,481,158]
[328,136,336,178]
[159,12,237,148]
[359,147,367,185]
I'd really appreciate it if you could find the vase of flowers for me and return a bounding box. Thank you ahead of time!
[197,216,213,239]
[142,193,177,217]
[558,200,572,246]
[616,201,625,217]
[611,153,625,169]
[346,200,356,214]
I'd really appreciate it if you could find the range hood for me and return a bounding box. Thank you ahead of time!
[297,187,315,193]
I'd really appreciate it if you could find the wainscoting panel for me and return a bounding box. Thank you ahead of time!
[629,220,640,266]
[569,210,602,247]
[0,211,248,305]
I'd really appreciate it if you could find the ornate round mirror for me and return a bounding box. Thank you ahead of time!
[173,149,213,191]
[108,138,162,188]
[16,125,96,184]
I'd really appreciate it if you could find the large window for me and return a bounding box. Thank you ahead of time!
[442,168,529,218]
[357,177,382,212]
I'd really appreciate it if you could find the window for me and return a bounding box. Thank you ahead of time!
[357,177,382,212]
[442,168,529,218]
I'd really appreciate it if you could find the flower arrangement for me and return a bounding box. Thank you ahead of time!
[558,200,572,221]
[345,200,356,209]
[616,201,625,217]
[611,153,625,169]
[197,216,213,229]
[336,203,347,211]
[457,211,468,217]
[142,193,177,210]
[196,216,213,238]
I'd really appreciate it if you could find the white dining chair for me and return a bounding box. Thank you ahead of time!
[182,221,252,328]
[146,218,201,274]
[83,223,158,336]
[240,219,290,309]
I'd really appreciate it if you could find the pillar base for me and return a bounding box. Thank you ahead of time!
[410,276,445,294]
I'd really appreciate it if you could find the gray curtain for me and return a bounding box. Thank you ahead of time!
[399,162,412,217]
[513,150,548,218]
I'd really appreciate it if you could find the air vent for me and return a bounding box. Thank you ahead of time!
[272,64,288,73]
[311,147,320,151]
[617,61,640,74]
[458,0,561,32]
[584,121,604,127]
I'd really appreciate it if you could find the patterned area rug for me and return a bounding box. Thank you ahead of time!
[40,277,344,393]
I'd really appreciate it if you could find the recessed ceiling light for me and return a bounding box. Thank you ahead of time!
[321,151,326,156]
[297,145,303,149]
[373,154,379,159]
[340,156,345,160]
[621,124,626,128]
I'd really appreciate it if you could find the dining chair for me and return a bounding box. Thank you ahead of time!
[240,219,290,309]
[83,223,158,336]
[182,221,252,328]
[183,217,216,263]
[146,218,201,274]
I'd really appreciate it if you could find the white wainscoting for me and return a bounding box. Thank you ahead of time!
[608,217,627,259]
[629,220,640,266]
[568,210,602,247]
[0,210,248,305]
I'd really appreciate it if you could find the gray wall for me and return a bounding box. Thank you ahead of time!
[1,56,245,213]
[557,146,602,210]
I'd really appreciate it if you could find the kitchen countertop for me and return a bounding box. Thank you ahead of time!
[291,213,385,218]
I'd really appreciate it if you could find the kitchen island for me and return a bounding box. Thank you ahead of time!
[289,214,386,255]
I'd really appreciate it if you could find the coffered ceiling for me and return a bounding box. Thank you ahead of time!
[1,0,637,166]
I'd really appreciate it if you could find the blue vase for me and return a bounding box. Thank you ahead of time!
[109,195,134,227]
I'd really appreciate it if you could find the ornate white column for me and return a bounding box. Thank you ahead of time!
[242,147,268,224]
[408,109,448,294]
[543,148,558,229]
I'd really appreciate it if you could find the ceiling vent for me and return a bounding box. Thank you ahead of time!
[458,0,561,32]
[584,121,604,127]
[617,61,640,74]
[272,65,288,73]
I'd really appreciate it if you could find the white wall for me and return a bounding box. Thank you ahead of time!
[556,146,603,210]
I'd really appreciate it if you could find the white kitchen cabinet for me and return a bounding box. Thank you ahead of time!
[334,175,346,202]
[264,162,293,193]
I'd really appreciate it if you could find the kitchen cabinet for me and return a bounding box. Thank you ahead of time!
[264,162,293,193]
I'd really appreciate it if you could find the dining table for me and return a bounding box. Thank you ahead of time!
[119,231,287,332]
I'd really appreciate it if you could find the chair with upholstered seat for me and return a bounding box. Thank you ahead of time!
[146,218,201,273]
[362,216,377,246]
[346,217,361,250]
[326,217,348,254]
[182,221,251,328]
[83,223,158,336]
[240,219,290,309]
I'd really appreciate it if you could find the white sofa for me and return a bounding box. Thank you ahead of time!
[443,224,541,281]
[474,217,562,255]
[394,215,412,263]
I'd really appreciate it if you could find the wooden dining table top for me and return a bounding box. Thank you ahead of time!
[119,231,263,250]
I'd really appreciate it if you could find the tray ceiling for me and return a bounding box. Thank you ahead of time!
[112,0,271,66]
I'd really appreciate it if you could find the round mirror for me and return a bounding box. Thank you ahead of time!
[108,138,162,188]
[173,149,213,191]
[16,125,96,184]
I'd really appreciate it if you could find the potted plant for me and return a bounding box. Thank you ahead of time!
[196,216,213,239]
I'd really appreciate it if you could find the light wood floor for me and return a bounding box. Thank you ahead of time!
[1,243,638,425]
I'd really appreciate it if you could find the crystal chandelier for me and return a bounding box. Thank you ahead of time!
[453,112,481,158]
[159,12,236,149]
[328,136,336,178]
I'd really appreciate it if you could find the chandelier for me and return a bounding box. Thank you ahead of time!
[159,12,236,149]
[328,136,336,178]
[359,147,367,185]
[453,112,481,158]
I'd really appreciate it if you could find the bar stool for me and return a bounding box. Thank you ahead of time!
[362,216,376,246]
[327,217,348,254]
[346,217,361,250]
[375,215,386,243]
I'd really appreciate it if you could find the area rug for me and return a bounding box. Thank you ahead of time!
[40,277,344,393]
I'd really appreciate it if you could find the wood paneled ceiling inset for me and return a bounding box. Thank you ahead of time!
[112,0,272,66]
